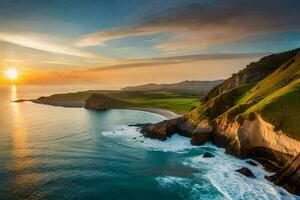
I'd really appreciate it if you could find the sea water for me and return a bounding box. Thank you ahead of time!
[0,86,298,200]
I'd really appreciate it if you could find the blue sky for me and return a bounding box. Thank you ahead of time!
[0,0,299,85]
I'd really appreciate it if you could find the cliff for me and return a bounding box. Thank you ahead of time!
[204,48,299,101]
[140,48,300,195]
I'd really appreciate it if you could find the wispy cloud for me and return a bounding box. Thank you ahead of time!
[77,0,300,52]
[41,61,83,66]
[0,32,96,58]
[90,52,269,71]
[76,27,160,47]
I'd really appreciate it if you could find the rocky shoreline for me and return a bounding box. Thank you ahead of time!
[138,114,300,195]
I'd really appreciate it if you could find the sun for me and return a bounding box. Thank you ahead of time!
[4,69,19,80]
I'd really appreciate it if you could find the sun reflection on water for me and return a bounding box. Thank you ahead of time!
[9,86,39,199]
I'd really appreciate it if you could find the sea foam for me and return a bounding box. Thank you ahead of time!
[183,144,299,200]
[101,125,196,152]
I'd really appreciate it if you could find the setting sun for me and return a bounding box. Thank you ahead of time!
[4,69,18,80]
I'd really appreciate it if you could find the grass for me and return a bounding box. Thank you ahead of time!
[130,97,199,114]
[260,84,300,140]
[37,90,200,114]
[243,80,300,139]
[188,82,256,122]
[239,57,300,104]
[235,53,300,139]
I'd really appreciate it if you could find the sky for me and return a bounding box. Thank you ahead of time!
[0,0,300,87]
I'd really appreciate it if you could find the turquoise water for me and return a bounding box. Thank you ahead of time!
[0,86,298,200]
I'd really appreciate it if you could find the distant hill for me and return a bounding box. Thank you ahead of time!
[122,80,224,95]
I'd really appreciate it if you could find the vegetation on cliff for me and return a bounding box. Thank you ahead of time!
[188,48,300,140]
[205,48,299,101]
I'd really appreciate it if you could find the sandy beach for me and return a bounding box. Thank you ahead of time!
[130,107,181,119]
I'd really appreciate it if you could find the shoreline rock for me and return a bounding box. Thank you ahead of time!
[191,132,211,146]
[236,167,256,178]
[140,118,179,141]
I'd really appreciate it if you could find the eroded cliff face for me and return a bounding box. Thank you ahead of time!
[213,115,300,167]
[144,114,300,166]
[212,116,241,157]
[216,115,300,195]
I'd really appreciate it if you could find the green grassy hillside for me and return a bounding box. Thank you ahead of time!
[188,49,300,140]
[240,54,300,139]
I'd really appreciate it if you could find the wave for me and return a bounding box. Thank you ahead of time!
[183,144,299,200]
[156,176,225,200]
[100,125,196,152]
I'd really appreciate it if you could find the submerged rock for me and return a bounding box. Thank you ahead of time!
[203,152,214,158]
[140,118,179,141]
[246,160,258,166]
[235,167,255,178]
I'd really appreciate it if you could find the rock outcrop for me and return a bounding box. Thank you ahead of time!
[140,117,213,143]
[140,118,179,141]
[191,133,210,146]
[236,167,256,178]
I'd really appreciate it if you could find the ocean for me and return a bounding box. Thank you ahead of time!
[0,86,298,200]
